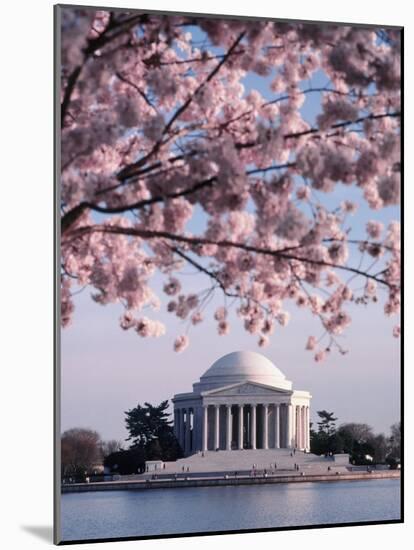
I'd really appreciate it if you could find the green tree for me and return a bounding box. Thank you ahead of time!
[317,410,338,436]
[337,423,393,464]
[124,400,183,463]
[338,423,374,454]
[125,400,171,447]
[310,411,349,455]
[311,414,399,464]
[146,438,163,460]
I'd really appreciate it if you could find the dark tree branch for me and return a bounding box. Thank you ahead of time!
[263,86,372,107]
[115,71,157,112]
[62,176,217,234]
[61,108,400,234]
[63,224,398,289]
[61,14,143,124]
[171,246,227,292]
[116,31,246,182]
[236,111,401,150]
[172,246,273,316]
[61,65,82,126]
[61,157,294,232]
[159,49,245,66]
[292,271,347,355]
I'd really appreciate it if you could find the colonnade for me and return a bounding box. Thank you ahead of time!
[174,403,310,455]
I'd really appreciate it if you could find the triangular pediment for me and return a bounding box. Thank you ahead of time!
[201,381,291,397]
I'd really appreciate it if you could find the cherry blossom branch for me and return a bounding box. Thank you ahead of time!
[171,246,273,317]
[171,246,231,295]
[61,106,400,233]
[62,157,294,232]
[94,151,197,196]
[61,264,78,280]
[63,224,398,289]
[236,111,401,150]
[61,65,83,126]
[164,31,245,139]
[115,71,158,112]
[116,31,246,182]
[159,49,245,66]
[61,14,143,124]
[292,271,347,355]
[264,86,367,106]
[61,175,217,234]
[247,163,295,175]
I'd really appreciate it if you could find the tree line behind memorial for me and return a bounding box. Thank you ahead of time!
[309,410,401,467]
[61,401,401,481]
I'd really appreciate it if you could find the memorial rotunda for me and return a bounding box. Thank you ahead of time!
[172,351,311,456]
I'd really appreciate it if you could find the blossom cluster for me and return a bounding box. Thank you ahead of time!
[60,10,401,358]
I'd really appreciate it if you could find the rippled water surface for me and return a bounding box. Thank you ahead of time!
[61,478,400,542]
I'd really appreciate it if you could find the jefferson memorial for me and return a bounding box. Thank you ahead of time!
[172,351,311,456]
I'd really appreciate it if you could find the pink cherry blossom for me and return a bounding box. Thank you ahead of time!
[314,350,326,363]
[217,321,230,335]
[214,307,228,322]
[135,317,166,338]
[174,335,189,353]
[341,201,357,215]
[59,8,401,356]
[306,336,317,351]
[258,335,269,347]
[120,311,136,330]
[191,312,203,325]
[366,221,384,240]
[163,278,181,296]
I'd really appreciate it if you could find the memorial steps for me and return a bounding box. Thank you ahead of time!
[158,448,349,475]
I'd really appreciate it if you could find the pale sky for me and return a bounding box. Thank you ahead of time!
[61,280,400,443]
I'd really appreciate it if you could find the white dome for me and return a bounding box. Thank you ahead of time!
[193,351,292,393]
[205,351,284,378]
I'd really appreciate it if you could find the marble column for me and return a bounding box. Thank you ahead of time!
[226,405,232,450]
[275,404,280,449]
[292,405,297,449]
[238,404,244,449]
[286,404,292,448]
[185,408,191,454]
[214,405,220,450]
[296,406,300,448]
[306,406,310,450]
[300,406,306,449]
[175,409,180,441]
[180,408,185,450]
[263,404,269,450]
[251,404,257,450]
[202,405,208,452]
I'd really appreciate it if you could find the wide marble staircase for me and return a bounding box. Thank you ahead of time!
[143,449,349,478]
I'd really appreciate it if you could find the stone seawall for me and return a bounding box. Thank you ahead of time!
[62,470,400,494]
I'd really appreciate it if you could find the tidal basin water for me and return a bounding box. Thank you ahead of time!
[61,479,400,541]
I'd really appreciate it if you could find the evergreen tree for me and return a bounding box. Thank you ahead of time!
[317,410,337,436]
[124,400,184,462]
[125,400,172,447]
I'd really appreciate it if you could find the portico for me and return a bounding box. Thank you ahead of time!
[172,351,311,456]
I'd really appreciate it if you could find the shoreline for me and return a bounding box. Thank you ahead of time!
[61,470,400,494]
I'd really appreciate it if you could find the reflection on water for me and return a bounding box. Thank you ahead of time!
[61,479,400,542]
